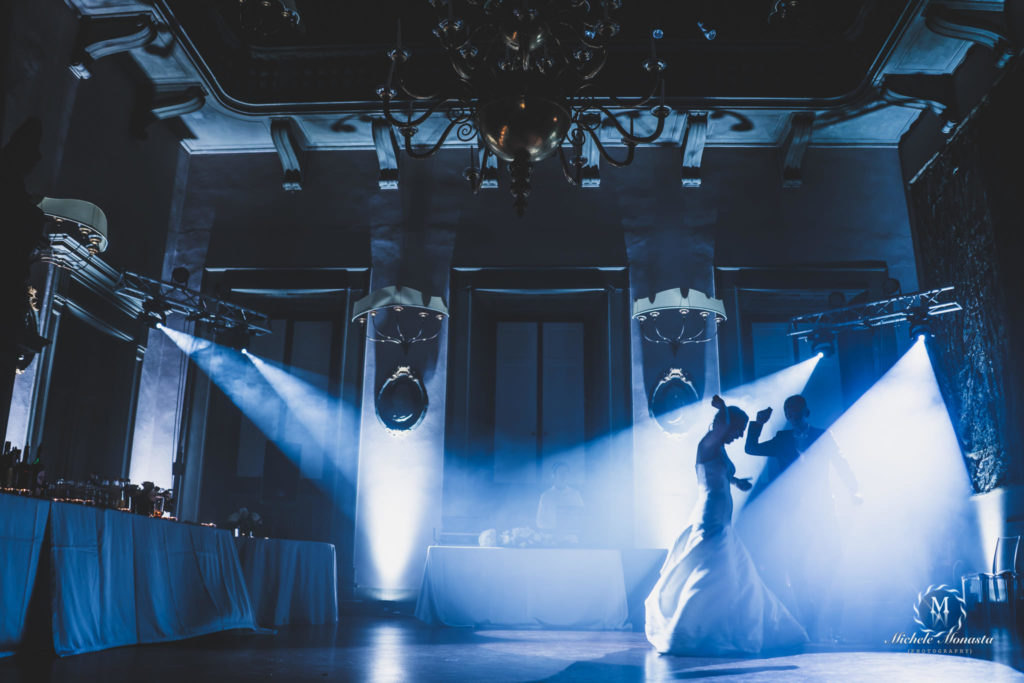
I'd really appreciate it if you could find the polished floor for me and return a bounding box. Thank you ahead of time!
[2,614,1024,682]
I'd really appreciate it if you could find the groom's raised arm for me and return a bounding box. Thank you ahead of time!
[745,420,781,458]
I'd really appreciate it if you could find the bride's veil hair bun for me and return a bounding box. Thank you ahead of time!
[712,405,749,430]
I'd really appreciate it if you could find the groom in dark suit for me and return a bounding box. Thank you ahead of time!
[745,394,858,498]
[743,394,860,641]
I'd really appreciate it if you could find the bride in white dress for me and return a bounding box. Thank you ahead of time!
[645,395,808,656]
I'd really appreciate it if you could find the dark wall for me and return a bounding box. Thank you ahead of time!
[52,56,181,278]
[41,313,137,482]
[908,59,1024,492]
[197,144,916,285]
[2,0,180,277]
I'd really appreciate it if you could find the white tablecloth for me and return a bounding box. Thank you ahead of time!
[415,546,629,630]
[0,495,49,657]
[49,502,258,656]
[0,493,260,657]
[234,538,338,626]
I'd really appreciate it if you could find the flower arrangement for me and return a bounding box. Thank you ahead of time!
[477,526,580,548]
[225,507,262,536]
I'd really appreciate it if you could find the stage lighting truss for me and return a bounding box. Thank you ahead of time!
[787,286,961,341]
[352,285,449,353]
[632,288,727,353]
[114,271,272,335]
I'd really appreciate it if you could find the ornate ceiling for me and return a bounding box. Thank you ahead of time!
[64,0,1002,158]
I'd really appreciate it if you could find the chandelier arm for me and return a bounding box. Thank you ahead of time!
[401,117,463,159]
[686,313,716,342]
[575,48,609,81]
[667,316,688,345]
[365,334,404,345]
[587,131,636,168]
[639,321,664,345]
[654,324,678,346]
[397,78,446,102]
[577,76,661,109]
[409,322,431,345]
[684,324,708,343]
[557,145,582,187]
[417,329,443,344]
[590,104,669,144]
[408,323,429,345]
[367,315,403,345]
[383,95,454,129]
[466,145,493,192]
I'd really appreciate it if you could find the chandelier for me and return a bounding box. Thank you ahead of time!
[633,288,727,354]
[379,0,671,215]
[352,285,449,353]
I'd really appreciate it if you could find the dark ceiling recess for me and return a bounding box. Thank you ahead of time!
[160,0,918,111]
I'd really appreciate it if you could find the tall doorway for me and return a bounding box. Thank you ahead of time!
[444,269,632,546]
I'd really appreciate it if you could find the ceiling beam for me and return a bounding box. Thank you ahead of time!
[371,118,399,190]
[681,111,709,188]
[271,118,302,192]
[69,14,158,80]
[782,112,815,188]
[133,86,206,138]
[924,4,1015,67]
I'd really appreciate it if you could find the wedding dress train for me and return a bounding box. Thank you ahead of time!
[645,449,808,655]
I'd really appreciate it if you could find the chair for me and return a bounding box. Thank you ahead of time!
[962,535,1022,631]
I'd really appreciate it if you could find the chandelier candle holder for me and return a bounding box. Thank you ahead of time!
[632,288,727,354]
[352,285,449,353]
[378,0,671,215]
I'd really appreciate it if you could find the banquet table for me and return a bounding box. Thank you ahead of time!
[234,537,338,626]
[415,546,631,630]
[0,494,49,657]
[0,493,259,657]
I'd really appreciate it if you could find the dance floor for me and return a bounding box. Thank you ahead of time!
[2,613,1023,682]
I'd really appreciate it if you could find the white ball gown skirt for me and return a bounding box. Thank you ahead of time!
[645,461,808,656]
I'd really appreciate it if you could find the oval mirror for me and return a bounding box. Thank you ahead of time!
[649,368,700,435]
[376,366,428,433]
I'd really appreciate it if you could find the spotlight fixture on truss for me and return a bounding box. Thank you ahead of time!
[908,307,936,340]
[632,288,727,354]
[352,285,449,353]
[808,328,836,358]
[114,271,272,335]
[788,286,961,342]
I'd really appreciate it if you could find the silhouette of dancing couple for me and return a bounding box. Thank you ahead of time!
[645,393,859,655]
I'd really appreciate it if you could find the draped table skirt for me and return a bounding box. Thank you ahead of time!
[0,494,50,657]
[415,546,631,630]
[0,493,259,657]
[234,537,338,626]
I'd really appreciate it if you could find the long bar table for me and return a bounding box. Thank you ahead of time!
[0,493,258,657]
